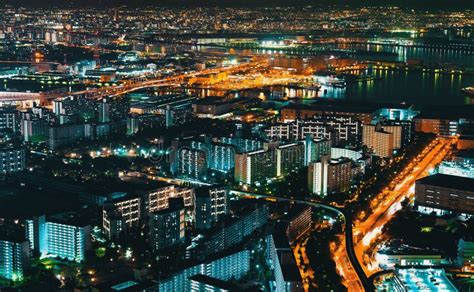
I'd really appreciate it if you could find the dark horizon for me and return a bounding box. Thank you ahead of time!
[1,0,473,9]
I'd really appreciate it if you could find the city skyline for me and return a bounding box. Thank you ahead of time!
[0,2,473,291]
[1,0,474,8]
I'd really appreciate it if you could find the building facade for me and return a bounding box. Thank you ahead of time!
[158,249,251,292]
[276,142,304,177]
[308,155,329,197]
[362,124,400,158]
[0,238,29,281]
[149,198,185,250]
[327,158,352,194]
[0,106,20,133]
[415,174,474,216]
[102,193,141,239]
[0,143,26,174]
[234,149,277,185]
[194,186,229,231]
[25,215,91,262]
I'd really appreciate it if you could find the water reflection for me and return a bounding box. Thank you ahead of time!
[343,68,474,105]
[333,43,474,67]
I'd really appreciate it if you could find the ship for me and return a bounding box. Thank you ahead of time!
[355,74,376,82]
[286,82,321,91]
[462,87,474,97]
[342,73,379,83]
[314,74,347,88]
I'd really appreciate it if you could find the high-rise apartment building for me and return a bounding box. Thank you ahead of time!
[25,215,91,262]
[276,142,304,177]
[194,186,229,230]
[234,149,277,185]
[0,236,29,281]
[149,198,185,251]
[362,124,401,158]
[143,184,195,215]
[159,249,251,292]
[308,155,353,196]
[0,143,26,174]
[308,155,329,196]
[304,136,331,165]
[327,158,352,194]
[102,193,141,239]
[0,106,20,133]
[265,116,362,145]
[176,147,208,179]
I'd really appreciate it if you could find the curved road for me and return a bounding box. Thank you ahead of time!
[344,211,375,291]
[230,190,374,291]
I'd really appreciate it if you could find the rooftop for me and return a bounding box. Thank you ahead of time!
[189,274,239,290]
[195,185,228,198]
[396,268,457,292]
[415,105,474,120]
[416,174,474,192]
[47,211,92,227]
[151,197,184,215]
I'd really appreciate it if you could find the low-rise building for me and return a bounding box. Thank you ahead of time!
[415,174,474,216]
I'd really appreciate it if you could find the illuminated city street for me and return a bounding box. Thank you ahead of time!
[0,1,473,291]
[354,138,454,275]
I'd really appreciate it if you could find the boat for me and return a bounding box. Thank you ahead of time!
[355,74,376,82]
[314,74,347,88]
[341,73,379,83]
[462,87,474,97]
[326,80,347,88]
[286,82,321,91]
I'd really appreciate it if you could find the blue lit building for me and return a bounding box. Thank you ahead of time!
[210,143,235,172]
[0,237,29,281]
[187,203,269,260]
[373,106,419,122]
[439,161,474,179]
[158,249,251,291]
[303,136,331,166]
[176,147,209,179]
[25,215,91,262]
[191,140,235,173]
[438,153,474,179]
[266,230,304,292]
[217,136,264,153]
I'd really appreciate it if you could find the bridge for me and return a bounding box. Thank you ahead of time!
[1,59,267,106]
[63,59,268,101]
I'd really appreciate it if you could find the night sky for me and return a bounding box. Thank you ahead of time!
[1,0,473,8]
